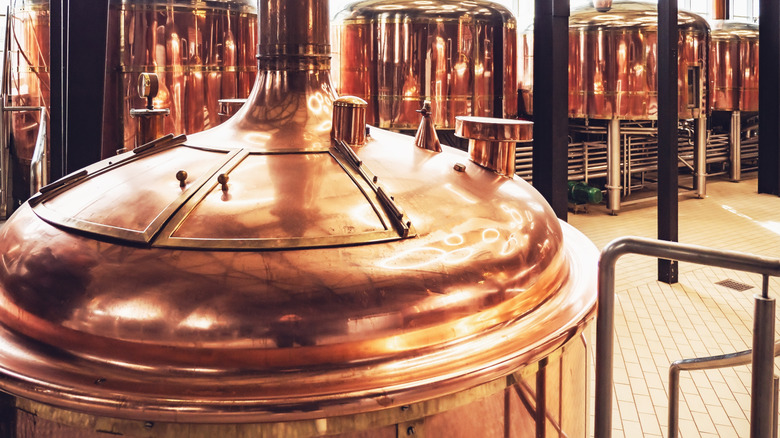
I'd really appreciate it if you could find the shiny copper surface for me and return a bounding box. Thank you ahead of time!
[456,116,532,177]
[709,20,759,112]
[332,96,368,147]
[6,0,50,200]
[413,101,442,153]
[101,0,258,156]
[13,334,589,437]
[333,0,518,130]
[0,0,598,430]
[519,0,710,120]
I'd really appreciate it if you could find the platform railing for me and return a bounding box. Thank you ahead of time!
[595,236,780,438]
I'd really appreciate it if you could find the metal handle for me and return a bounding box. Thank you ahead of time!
[596,236,780,438]
[29,107,48,195]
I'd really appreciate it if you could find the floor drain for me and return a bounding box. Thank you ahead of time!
[715,279,754,292]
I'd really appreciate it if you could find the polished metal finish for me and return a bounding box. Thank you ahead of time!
[0,0,598,432]
[10,334,591,437]
[3,0,49,213]
[28,106,48,195]
[413,101,442,153]
[218,98,247,121]
[332,96,368,147]
[455,116,532,177]
[709,20,759,112]
[593,0,613,12]
[606,118,620,213]
[129,73,171,148]
[730,110,742,180]
[751,293,776,438]
[334,0,518,130]
[694,115,707,197]
[596,236,780,438]
[519,1,710,120]
[102,0,258,155]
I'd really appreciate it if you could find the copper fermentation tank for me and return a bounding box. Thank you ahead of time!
[0,0,597,436]
[4,0,50,209]
[101,0,258,156]
[708,20,759,182]
[519,0,709,120]
[333,0,518,131]
[709,20,759,112]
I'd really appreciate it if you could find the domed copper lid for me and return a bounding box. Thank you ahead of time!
[0,0,597,424]
[569,0,709,33]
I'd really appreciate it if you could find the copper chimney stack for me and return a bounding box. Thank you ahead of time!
[190,0,337,151]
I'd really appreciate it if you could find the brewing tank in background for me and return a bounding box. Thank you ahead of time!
[4,0,50,210]
[708,20,759,181]
[332,0,518,136]
[101,0,258,156]
[709,20,758,113]
[516,0,710,215]
[519,0,709,120]
[3,0,258,211]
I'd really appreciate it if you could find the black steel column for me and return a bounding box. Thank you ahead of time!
[532,0,569,221]
[759,0,780,195]
[49,1,110,179]
[657,0,678,283]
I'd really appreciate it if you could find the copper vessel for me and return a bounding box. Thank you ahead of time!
[333,0,518,130]
[519,0,710,120]
[101,0,258,156]
[0,0,598,436]
[3,0,258,207]
[709,20,759,112]
[4,0,50,209]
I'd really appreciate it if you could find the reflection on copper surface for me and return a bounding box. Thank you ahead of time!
[101,0,258,156]
[519,0,709,120]
[334,0,518,130]
[6,0,50,203]
[0,0,598,433]
[709,20,759,112]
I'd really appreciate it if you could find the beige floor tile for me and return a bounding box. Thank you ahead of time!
[574,176,780,436]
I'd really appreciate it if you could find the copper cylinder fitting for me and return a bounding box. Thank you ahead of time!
[258,0,331,70]
[455,116,533,177]
[332,96,367,147]
[129,73,170,148]
[592,0,612,12]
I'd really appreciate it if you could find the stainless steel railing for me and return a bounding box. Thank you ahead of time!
[595,236,780,438]
[668,341,780,437]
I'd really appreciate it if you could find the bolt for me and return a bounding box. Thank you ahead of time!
[144,422,154,429]
[94,377,106,385]
[400,405,410,411]
[406,426,416,435]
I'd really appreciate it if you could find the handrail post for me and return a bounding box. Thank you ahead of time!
[751,276,775,438]
[596,237,780,438]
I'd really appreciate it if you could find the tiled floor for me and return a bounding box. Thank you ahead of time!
[569,175,780,437]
